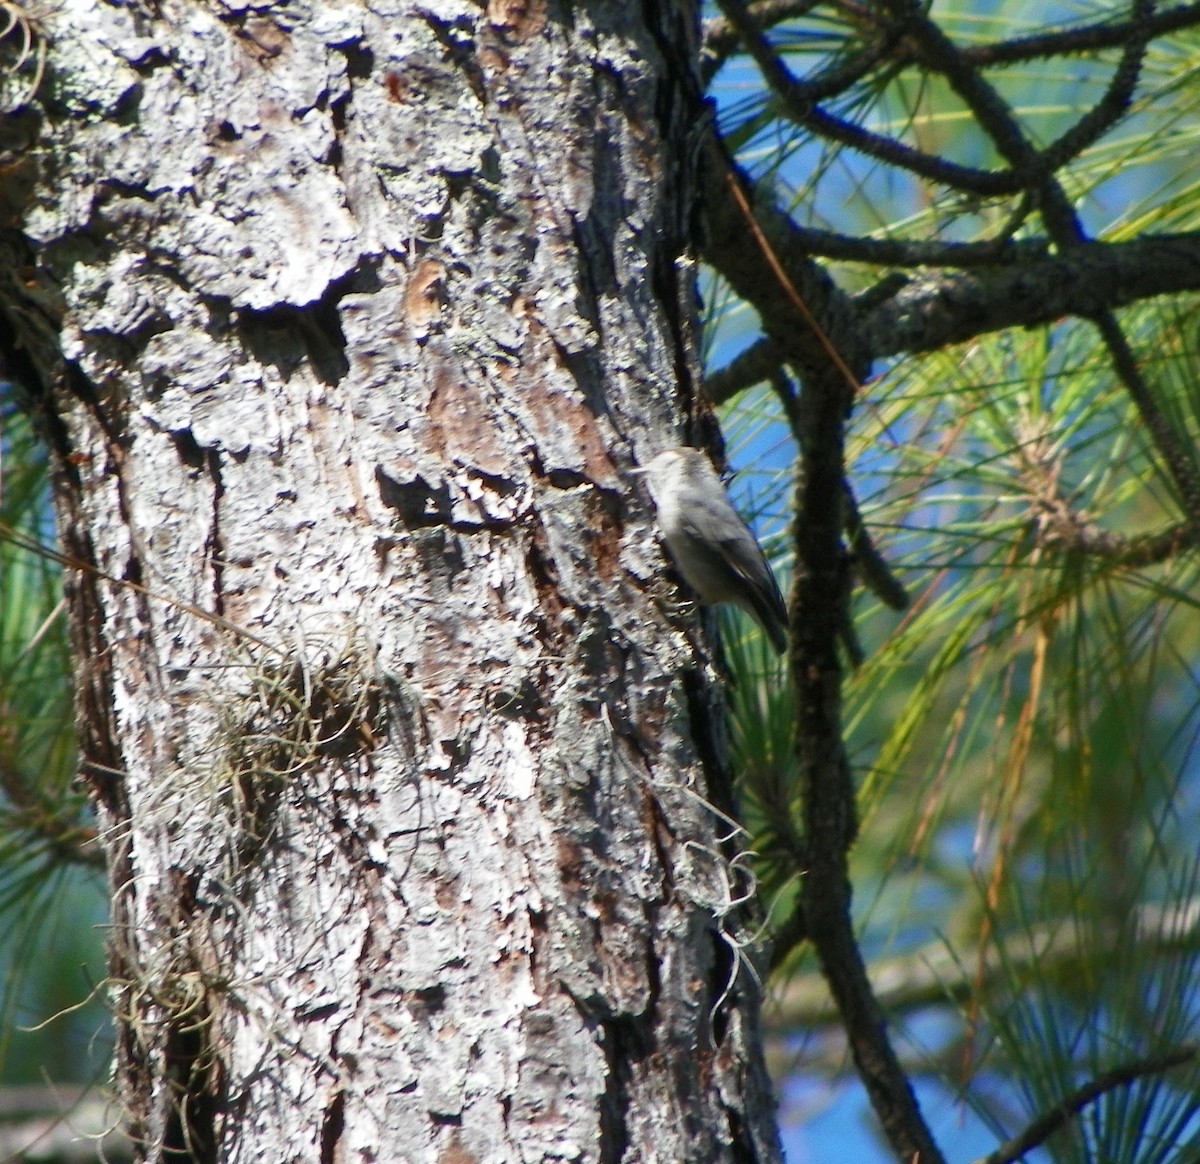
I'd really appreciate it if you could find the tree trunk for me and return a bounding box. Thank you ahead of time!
[2,1,782,1160]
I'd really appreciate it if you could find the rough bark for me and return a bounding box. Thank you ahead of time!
[2,1,781,1160]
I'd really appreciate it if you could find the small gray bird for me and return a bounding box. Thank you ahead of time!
[634,447,789,654]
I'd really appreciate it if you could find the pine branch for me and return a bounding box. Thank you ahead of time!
[773,898,1200,1027]
[0,727,100,870]
[1091,310,1200,532]
[876,0,1088,240]
[980,1046,1199,1164]
[879,0,1200,533]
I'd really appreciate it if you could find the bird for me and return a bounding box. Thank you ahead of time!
[633,447,789,654]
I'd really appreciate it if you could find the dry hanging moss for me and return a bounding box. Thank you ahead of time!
[208,627,387,861]
[0,2,46,110]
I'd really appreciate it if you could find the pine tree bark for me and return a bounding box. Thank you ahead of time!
[2,1,782,1160]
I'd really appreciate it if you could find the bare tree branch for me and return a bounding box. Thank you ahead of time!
[699,109,947,1164]
[881,0,1200,535]
[859,234,1200,357]
[1036,0,1154,176]
[893,0,1156,203]
[704,0,1200,81]
[701,131,865,380]
[701,7,1200,1163]
[704,337,787,404]
[769,224,1049,269]
[878,0,1090,240]
[961,1,1200,68]
[715,0,1024,196]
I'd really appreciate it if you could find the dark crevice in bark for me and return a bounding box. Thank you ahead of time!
[725,1107,764,1164]
[218,11,291,64]
[168,427,206,472]
[206,444,225,615]
[319,1090,345,1164]
[64,360,131,448]
[305,274,353,384]
[376,466,519,535]
[95,176,160,203]
[62,359,150,606]
[236,290,347,388]
[520,512,571,648]
[682,666,737,821]
[154,875,220,1163]
[167,428,226,615]
[43,391,125,819]
[707,924,736,1046]
[597,908,683,1161]
[376,467,456,529]
[338,39,374,81]
[641,0,711,450]
[651,235,713,451]
[161,1009,219,1162]
[161,1019,218,1163]
[573,211,619,307]
[420,9,485,104]
[530,461,591,490]
[597,1016,639,1164]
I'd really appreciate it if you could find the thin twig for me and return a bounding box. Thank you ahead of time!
[720,166,863,399]
[0,518,277,656]
[702,0,822,82]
